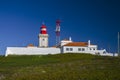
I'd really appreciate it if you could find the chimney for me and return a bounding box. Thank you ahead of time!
[88,40,90,46]
[69,37,72,41]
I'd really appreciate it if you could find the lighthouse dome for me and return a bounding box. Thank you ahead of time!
[40,24,47,34]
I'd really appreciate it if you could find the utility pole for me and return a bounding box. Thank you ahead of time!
[118,32,120,55]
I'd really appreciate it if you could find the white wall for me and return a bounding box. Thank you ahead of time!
[97,53,118,56]
[62,46,88,53]
[5,47,60,56]
[62,46,98,54]
[63,46,101,54]
[5,47,118,57]
[62,46,118,56]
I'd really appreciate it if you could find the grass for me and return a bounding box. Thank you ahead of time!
[0,53,120,80]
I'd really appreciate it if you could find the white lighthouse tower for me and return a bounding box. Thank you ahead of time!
[38,23,49,47]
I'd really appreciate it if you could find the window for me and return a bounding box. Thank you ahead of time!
[93,48,95,50]
[103,51,106,54]
[70,48,73,51]
[66,48,69,51]
[90,48,92,50]
[82,48,85,51]
[66,48,73,51]
[42,39,45,41]
[78,48,81,51]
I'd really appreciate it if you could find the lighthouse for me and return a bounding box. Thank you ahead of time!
[38,23,49,47]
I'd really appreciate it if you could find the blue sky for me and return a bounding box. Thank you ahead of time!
[0,0,120,55]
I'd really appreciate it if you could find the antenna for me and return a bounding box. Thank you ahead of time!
[55,19,60,46]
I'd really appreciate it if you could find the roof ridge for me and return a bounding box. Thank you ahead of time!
[64,42,88,46]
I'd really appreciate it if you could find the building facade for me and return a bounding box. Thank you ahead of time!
[60,38,103,54]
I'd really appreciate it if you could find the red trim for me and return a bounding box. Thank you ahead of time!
[40,24,47,34]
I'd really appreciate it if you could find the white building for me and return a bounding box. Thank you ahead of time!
[60,38,103,54]
[60,38,118,56]
[5,23,118,57]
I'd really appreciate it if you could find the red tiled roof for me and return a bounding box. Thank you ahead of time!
[64,42,88,47]
[27,44,34,47]
[51,45,57,48]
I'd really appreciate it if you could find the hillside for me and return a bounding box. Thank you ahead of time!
[0,53,120,80]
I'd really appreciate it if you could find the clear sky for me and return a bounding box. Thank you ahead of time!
[0,0,120,55]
